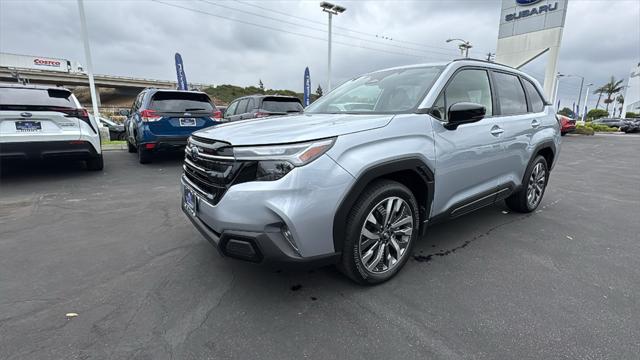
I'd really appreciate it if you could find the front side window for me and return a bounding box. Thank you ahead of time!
[435,69,493,121]
[225,101,238,117]
[236,99,249,114]
[305,66,443,114]
[493,72,527,115]
[523,79,545,113]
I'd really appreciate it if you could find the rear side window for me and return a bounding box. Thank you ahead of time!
[522,80,545,113]
[225,101,238,117]
[262,98,303,113]
[149,92,214,113]
[493,72,527,115]
[0,88,75,108]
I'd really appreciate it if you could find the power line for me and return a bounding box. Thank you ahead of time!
[151,0,449,61]
[233,0,464,55]
[199,0,456,58]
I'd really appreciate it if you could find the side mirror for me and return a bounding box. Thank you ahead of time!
[119,109,130,117]
[445,102,486,130]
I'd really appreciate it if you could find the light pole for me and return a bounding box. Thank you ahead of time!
[320,1,346,92]
[557,73,585,118]
[77,0,106,140]
[581,83,593,123]
[446,38,472,58]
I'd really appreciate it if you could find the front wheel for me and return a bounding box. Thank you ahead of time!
[339,180,419,285]
[505,155,548,213]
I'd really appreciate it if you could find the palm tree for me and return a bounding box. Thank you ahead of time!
[601,76,624,112]
[593,86,606,109]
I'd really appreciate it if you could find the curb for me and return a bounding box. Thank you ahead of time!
[101,144,127,151]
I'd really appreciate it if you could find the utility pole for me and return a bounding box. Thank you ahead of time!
[486,52,495,62]
[320,2,346,92]
[77,0,107,140]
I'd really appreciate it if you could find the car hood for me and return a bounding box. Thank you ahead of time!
[194,113,394,146]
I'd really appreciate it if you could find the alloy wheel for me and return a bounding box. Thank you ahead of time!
[526,162,546,208]
[358,196,413,274]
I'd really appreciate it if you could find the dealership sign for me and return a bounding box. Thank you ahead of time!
[505,2,559,22]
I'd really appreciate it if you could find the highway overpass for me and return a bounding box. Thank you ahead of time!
[0,67,212,107]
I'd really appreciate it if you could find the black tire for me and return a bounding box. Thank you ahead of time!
[127,138,137,153]
[86,154,104,171]
[561,132,566,136]
[505,155,548,213]
[338,179,419,285]
[138,148,152,164]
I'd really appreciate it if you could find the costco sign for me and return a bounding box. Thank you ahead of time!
[33,58,62,68]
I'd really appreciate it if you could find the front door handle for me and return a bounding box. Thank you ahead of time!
[531,119,541,128]
[490,125,504,136]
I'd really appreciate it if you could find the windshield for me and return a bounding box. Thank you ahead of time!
[305,66,443,114]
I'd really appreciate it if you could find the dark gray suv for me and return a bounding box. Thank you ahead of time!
[224,95,303,121]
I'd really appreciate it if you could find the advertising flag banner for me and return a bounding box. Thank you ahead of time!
[175,53,188,90]
[303,67,311,107]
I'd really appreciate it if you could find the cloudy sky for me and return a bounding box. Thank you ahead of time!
[1,0,639,110]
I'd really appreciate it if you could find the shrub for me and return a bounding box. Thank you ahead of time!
[574,124,594,135]
[589,124,617,132]
[586,109,609,121]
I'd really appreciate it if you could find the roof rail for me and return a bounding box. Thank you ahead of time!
[450,58,519,71]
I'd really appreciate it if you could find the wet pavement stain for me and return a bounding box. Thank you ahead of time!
[290,284,302,291]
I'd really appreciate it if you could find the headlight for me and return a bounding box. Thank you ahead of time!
[233,138,335,166]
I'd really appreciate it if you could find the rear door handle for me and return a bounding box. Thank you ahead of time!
[531,119,541,128]
[490,125,504,136]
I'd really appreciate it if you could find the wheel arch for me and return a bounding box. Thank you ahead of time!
[532,140,556,170]
[332,157,434,253]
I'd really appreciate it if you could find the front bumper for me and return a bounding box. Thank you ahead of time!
[180,154,354,264]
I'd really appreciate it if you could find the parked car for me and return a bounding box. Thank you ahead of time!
[223,95,303,121]
[592,118,625,128]
[216,105,227,115]
[557,114,576,135]
[94,115,125,140]
[0,84,103,170]
[180,59,561,284]
[122,89,221,163]
[620,119,640,133]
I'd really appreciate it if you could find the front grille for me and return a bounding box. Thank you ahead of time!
[183,137,258,204]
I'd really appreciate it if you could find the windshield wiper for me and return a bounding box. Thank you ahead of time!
[184,108,206,111]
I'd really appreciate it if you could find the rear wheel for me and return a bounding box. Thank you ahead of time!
[138,147,152,164]
[127,138,136,153]
[505,155,548,213]
[86,154,104,171]
[339,180,419,285]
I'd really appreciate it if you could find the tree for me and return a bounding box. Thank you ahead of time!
[258,79,264,92]
[586,108,608,121]
[315,85,323,97]
[600,76,624,112]
[558,107,574,118]
[593,86,606,109]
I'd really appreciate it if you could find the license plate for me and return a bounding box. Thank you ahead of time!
[15,121,42,131]
[179,118,197,127]
[183,186,198,216]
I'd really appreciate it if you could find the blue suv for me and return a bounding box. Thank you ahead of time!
[122,89,221,163]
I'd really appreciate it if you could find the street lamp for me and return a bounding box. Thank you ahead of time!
[557,73,585,118]
[581,83,593,123]
[446,38,472,58]
[320,1,346,92]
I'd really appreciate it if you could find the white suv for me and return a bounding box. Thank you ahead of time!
[0,84,103,170]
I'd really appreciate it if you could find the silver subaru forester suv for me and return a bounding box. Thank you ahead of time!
[181,59,561,284]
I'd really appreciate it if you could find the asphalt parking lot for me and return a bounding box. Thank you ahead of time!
[1,134,639,360]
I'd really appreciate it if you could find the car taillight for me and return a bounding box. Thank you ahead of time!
[52,107,96,133]
[140,109,162,122]
[255,112,270,118]
[212,110,222,119]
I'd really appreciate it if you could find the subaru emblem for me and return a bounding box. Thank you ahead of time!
[20,112,33,118]
[191,146,199,158]
[516,0,542,5]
